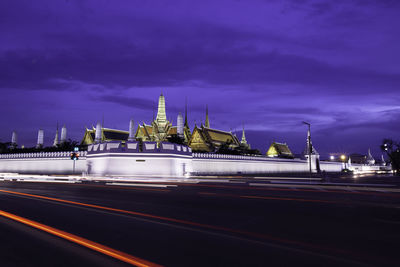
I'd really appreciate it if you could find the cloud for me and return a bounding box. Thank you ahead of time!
[95,95,156,111]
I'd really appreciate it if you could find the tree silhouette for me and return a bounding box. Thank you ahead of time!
[381,138,400,175]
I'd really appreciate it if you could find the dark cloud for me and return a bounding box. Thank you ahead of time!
[95,95,157,111]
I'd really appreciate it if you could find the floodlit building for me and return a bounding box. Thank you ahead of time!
[188,107,241,152]
[81,125,129,145]
[135,94,177,143]
[266,142,294,158]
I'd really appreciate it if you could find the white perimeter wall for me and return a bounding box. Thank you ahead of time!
[192,154,343,175]
[87,153,193,177]
[0,151,345,176]
[0,156,87,175]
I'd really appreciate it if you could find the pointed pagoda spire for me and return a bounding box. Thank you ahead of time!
[36,129,44,149]
[241,125,248,145]
[205,105,210,128]
[156,93,167,123]
[60,124,67,144]
[53,122,59,147]
[11,131,17,147]
[95,122,102,143]
[366,148,375,165]
[184,97,189,127]
[128,118,135,141]
[177,113,184,137]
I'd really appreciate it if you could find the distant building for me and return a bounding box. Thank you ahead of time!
[81,127,129,145]
[348,149,376,165]
[266,142,294,158]
[189,126,240,152]
[135,94,177,143]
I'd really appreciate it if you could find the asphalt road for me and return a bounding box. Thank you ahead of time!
[0,175,399,267]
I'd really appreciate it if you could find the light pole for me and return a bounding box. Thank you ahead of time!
[302,121,312,183]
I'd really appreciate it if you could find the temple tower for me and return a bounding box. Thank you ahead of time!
[241,126,247,145]
[36,129,44,149]
[128,119,135,141]
[53,123,59,147]
[184,99,189,128]
[177,113,184,138]
[366,148,375,165]
[151,94,172,143]
[95,122,102,143]
[60,125,67,144]
[11,131,17,148]
[183,100,191,144]
[240,126,250,149]
[205,105,210,128]
[156,94,167,126]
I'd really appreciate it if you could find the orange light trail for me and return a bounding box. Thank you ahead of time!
[0,209,162,267]
[0,189,356,257]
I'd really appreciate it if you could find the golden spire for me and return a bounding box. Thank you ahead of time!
[205,105,210,128]
[156,93,167,123]
[241,125,247,145]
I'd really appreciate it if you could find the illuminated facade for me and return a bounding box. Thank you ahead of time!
[189,125,240,152]
[81,126,129,145]
[135,94,177,143]
[266,142,294,158]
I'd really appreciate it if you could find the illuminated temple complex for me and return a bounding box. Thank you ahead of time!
[81,94,248,152]
[3,93,391,177]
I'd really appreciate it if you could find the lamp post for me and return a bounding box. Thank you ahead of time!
[302,121,312,183]
[341,154,346,170]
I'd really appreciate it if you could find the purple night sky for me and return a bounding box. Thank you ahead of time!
[1,0,399,157]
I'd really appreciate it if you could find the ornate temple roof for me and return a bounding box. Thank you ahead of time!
[202,127,240,145]
[189,126,240,152]
[81,127,129,145]
[267,142,294,158]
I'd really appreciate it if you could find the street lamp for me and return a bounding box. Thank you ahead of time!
[341,154,346,170]
[302,121,312,182]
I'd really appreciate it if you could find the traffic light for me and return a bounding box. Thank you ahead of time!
[70,152,79,160]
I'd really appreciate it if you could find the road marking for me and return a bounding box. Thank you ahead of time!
[344,188,358,193]
[239,195,339,204]
[106,183,177,188]
[197,191,342,204]
[80,183,171,192]
[0,209,161,267]
[315,187,327,192]
[374,189,387,193]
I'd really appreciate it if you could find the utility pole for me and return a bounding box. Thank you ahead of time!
[303,121,312,183]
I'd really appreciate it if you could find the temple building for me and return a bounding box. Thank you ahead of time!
[266,142,294,158]
[80,93,250,151]
[188,107,241,152]
[81,125,129,145]
[135,94,177,143]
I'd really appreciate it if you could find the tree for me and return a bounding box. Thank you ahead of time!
[0,142,10,153]
[381,139,400,175]
[166,134,185,145]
